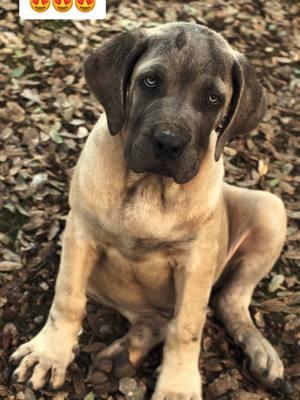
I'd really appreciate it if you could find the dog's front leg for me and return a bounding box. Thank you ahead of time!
[152,241,218,400]
[10,212,98,390]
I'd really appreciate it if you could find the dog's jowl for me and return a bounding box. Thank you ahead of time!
[11,23,286,399]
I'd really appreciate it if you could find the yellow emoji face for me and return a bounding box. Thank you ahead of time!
[30,0,50,12]
[75,0,95,12]
[53,0,73,12]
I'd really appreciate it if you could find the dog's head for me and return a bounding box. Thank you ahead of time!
[84,23,266,184]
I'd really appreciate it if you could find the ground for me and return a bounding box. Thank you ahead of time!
[0,0,299,399]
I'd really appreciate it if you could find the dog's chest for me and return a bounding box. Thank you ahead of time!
[89,237,185,313]
[88,225,195,313]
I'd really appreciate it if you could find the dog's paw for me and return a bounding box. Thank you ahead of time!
[10,326,78,390]
[152,372,202,400]
[242,334,284,388]
[89,359,119,395]
[151,390,202,400]
[89,338,138,394]
[92,337,138,378]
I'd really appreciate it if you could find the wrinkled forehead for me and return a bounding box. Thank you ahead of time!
[135,24,234,84]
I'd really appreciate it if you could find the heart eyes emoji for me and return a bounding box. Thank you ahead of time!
[30,0,50,12]
[53,0,73,12]
[30,0,96,12]
[75,0,96,12]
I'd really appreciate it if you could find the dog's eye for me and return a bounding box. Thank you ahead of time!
[207,95,220,105]
[143,76,157,88]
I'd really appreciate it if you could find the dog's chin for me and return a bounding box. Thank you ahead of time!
[171,168,198,184]
[128,162,197,185]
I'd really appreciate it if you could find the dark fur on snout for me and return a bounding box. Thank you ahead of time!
[84,23,266,184]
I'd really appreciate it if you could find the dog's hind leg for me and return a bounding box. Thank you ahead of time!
[212,189,286,388]
[89,314,168,393]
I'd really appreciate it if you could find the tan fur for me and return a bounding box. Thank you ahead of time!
[11,27,287,399]
[11,114,286,398]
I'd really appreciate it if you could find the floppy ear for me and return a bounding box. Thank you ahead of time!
[84,30,148,135]
[215,55,267,161]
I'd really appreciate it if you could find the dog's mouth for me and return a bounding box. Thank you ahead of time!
[127,159,197,185]
[124,139,199,184]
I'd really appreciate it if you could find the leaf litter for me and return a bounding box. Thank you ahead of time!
[0,0,299,399]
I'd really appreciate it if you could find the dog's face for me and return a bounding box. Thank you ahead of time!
[123,26,234,183]
[85,23,266,184]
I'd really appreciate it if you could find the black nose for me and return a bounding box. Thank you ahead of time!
[152,132,187,160]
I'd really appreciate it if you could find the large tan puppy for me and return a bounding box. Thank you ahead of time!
[11,23,286,399]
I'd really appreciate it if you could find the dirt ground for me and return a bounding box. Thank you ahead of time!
[0,0,299,399]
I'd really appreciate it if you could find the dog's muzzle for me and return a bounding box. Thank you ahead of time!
[152,131,189,161]
[125,128,197,184]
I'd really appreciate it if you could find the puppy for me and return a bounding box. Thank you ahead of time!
[11,23,286,399]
